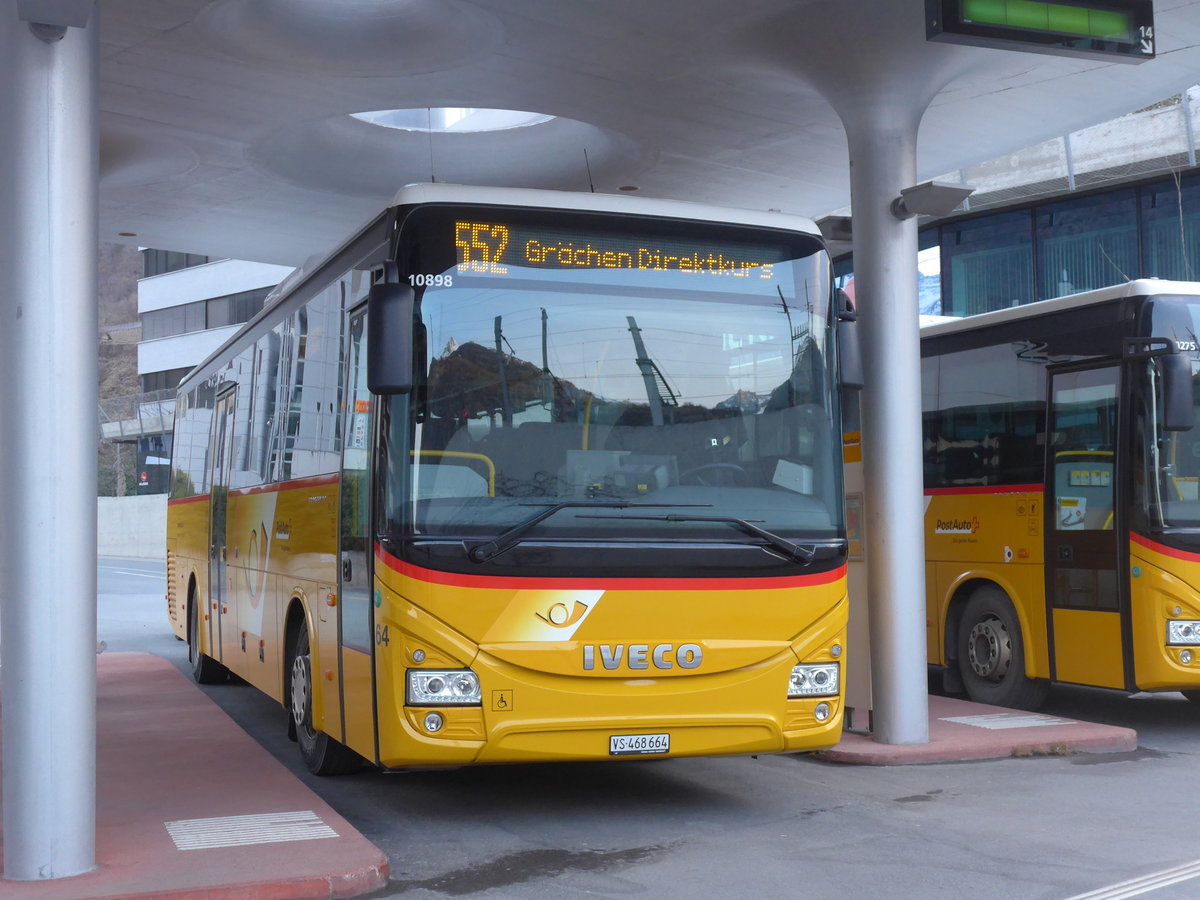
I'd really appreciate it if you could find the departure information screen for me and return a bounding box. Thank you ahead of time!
[452,219,789,281]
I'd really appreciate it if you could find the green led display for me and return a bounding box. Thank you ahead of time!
[927,0,1154,63]
[963,0,1132,40]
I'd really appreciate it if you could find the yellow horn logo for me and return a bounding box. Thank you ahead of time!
[535,600,590,628]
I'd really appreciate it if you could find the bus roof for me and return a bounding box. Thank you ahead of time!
[390,183,822,237]
[920,279,1200,339]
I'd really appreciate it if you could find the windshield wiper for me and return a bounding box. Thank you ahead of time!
[595,513,846,566]
[467,501,707,563]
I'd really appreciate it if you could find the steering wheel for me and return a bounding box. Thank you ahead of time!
[679,463,751,487]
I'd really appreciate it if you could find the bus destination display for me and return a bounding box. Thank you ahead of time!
[453,220,786,280]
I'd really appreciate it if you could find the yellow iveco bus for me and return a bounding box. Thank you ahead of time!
[167,184,860,773]
[921,279,1200,709]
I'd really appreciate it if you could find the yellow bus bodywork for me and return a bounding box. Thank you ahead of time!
[1129,535,1200,690]
[371,554,848,767]
[170,476,849,768]
[924,487,1200,692]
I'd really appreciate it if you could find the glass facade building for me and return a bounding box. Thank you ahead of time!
[836,169,1200,316]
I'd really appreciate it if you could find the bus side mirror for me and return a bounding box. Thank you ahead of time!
[835,289,864,390]
[367,281,416,394]
[1162,352,1195,432]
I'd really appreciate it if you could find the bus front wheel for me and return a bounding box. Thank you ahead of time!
[287,624,363,776]
[188,587,228,685]
[957,586,1048,710]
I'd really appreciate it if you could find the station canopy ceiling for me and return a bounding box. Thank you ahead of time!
[97,0,1200,265]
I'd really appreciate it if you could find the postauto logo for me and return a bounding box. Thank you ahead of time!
[935,516,980,535]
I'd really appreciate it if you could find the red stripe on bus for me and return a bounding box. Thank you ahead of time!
[375,544,846,591]
[1131,532,1200,563]
[924,484,1042,496]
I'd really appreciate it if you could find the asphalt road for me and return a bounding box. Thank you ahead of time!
[99,557,1200,900]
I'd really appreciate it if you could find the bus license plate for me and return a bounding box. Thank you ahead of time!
[609,733,670,756]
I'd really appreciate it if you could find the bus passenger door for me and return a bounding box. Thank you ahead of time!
[208,387,237,664]
[338,309,377,760]
[1046,365,1126,689]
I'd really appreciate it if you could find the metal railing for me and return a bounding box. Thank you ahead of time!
[98,389,175,441]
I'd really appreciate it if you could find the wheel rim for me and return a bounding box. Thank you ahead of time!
[967,614,1012,682]
[290,650,314,736]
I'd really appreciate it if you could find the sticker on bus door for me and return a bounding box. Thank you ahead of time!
[1058,497,1086,530]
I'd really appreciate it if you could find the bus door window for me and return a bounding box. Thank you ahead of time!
[340,310,374,652]
[1050,370,1117,539]
[1047,364,1125,688]
[338,307,378,758]
[208,386,237,662]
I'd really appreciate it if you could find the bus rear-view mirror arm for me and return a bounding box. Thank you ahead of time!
[1125,337,1195,432]
[367,280,416,394]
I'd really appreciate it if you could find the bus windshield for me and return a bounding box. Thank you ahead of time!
[382,207,843,556]
[1143,296,1200,529]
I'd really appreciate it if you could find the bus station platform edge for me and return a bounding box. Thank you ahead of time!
[0,655,1139,899]
[820,693,1138,765]
[0,652,389,900]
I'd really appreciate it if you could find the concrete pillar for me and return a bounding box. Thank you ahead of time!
[756,0,981,744]
[0,1,99,879]
[841,110,930,744]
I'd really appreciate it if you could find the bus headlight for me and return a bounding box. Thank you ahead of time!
[407,669,482,705]
[789,662,839,697]
[1166,621,1200,645]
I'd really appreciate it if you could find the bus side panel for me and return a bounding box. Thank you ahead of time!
[219,485,282,697]
[925,489,1049,679]
[931,562,1051,679]
[167,495,210,642]
[1129,537,1200,691]
[199,476,340,723]
[270,477,340,733]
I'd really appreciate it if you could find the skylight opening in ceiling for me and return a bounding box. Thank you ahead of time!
[351,108,555,133]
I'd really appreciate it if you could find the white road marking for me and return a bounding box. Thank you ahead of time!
[1065,859,1200,899]
[164,810,338,850]
[938,713,1077,730]
[104,568,160,578]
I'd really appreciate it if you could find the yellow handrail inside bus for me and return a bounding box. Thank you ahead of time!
[411,450,495,497]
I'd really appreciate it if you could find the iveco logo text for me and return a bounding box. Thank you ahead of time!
[582,643,703,671]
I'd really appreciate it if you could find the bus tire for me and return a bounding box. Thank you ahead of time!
[957,586,1048,710]
[287,624,363,776]
[188,586,228,685]
[1182,691,1200,704]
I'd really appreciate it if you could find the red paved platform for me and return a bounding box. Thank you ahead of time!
[820,693,1138,765]
[0,652,388,899]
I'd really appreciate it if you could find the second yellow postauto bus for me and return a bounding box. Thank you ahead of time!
[167,184,859,773]
[921,279,1200,708]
